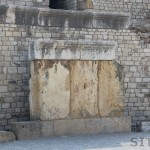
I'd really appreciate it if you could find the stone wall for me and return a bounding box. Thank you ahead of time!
[93,0,150,20]
[0,1,150,130]
[0,0,49,7]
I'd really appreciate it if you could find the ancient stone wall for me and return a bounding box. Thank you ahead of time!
[0,0,49,7]
[93,0,150,20]
[0,1,150,130]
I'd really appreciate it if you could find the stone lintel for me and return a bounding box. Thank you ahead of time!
[11,117,131,140]
[29,39,117,61]
[0,4,131,29]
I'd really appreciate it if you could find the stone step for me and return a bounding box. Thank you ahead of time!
[0,131,16,143]
[142,122,150,132]
[11,117,131,140]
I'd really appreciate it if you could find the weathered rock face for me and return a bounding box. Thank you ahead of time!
[98,61,124,117]
[0,131,16,143]
[30,60,124,120]
[30,60,70,120]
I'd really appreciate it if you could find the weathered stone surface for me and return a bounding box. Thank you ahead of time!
[85,117,131,133]
[54,119,85,136]
[70,61,99,118]
[98,61,124,117]
[11,121,54,140]
[0,5,8,23]
[29,39,116,61]
[11,121,41,140]
[0,4,130,29]
[0,131,16,143]
[30,60,124,120]
[11,117,131,140]
[30,60,70,120]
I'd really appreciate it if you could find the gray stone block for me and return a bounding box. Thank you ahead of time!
[0,131,16,143]
[29,39,116,61]
[1,4,130,29]
[11,117,131,140]
[54,119,85,136]
[11,121,41,140]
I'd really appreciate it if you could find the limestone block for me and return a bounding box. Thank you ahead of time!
[11,121,41,140]
[54,119,85,136]
[30,60,70,120]
[11,121,54,140]
[11,117,131,140]
[85,117,131,133]
[0,131,16,143]
[29,39,116,61]
[98,61,124,117]
[70,61,99,118]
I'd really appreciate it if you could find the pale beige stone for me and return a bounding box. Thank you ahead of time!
[98,61,124,117]
[70,61,99,118]
[30,60,70,120]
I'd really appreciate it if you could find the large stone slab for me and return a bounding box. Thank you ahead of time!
[98,61,124,117]
[0,4,130,29]
[30,60,70,120]
[11,117,131,140]
[70,61,99,118]
[11,121,53,140]
[0,131,16,143]
[29,39,116,61]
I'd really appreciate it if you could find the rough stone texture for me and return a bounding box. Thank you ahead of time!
[0,131,16,143]
[0,0,150,130]
[29,39,116,61]
[70,61,99,118]
[98,61,124,117]
[0,5,131,29]
[11,117,131,140]
[30,60,70,120]
[30,60,124,120]
[0,0,49,7]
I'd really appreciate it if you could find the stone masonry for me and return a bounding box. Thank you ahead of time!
[0,0,150,131]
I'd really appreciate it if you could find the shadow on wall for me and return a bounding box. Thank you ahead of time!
[49,0,65,9]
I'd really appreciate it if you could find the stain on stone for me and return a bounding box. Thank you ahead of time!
[0,5,8,22]
[8,81,17,85]
[114,61,124,82]
[34,60,55,73]
[15,7,39,25]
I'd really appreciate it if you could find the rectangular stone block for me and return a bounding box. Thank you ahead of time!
[30,60,70,120]
[54,119,85,136]
[11,121,41,140]
[70,61,99,118]
[11,117,131,140]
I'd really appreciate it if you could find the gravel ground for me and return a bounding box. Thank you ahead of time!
[0,132,150,150]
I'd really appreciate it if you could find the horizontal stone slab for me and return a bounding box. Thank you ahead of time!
[29,39,116,61]
[0,131,16,143]
[0,4,131,29]
[11,117,131,140]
